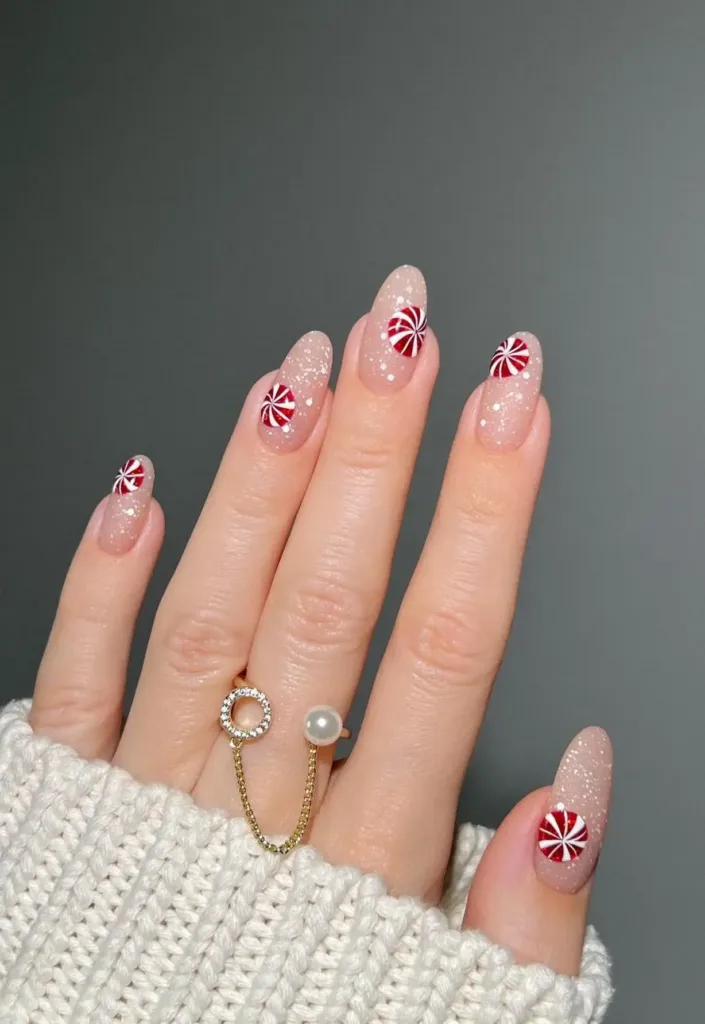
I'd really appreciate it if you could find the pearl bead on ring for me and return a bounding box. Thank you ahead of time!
[303,705,344,745]
[219,679,350,854]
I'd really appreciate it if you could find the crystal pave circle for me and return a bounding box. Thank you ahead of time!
[219,686,272,742]
[220,681,318,856]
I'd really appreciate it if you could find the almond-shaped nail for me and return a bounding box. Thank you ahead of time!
[258,331,332,453]
[535,726,613,894]
[98,455,154,555]
[358,265,427,393]
[477,332,543,450]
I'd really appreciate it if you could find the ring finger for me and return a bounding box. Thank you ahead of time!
[115,331,333,789]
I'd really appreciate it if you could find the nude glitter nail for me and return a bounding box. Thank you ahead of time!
[258,331,332,453]
[535,726,613,894]
[478,332,543,451]
[98,454,154,555]
[358,266,427,393]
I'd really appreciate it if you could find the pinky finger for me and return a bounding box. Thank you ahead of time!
[463,728,613,975]
[30,455,163,760]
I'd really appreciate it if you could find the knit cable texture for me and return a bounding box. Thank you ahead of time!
[0,700,612,1024]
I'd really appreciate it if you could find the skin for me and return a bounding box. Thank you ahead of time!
[30,267,612,979]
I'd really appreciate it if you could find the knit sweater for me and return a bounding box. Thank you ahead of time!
[0,701,612,1023]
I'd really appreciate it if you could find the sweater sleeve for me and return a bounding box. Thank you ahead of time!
[0,700,612,1024]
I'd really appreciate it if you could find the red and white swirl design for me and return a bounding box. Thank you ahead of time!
[112,457,145,495]
[387,305,427,358]
[489,335,530,378]
[538,805,589,862]
[261,382,296,428]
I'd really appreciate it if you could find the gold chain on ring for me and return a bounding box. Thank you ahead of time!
[220,681,350,855]
[232,738,318,854]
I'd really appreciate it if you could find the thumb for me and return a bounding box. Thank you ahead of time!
[463,727,613,975]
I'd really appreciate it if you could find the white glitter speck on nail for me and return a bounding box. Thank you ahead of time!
[282,425,290,433]
[480,418,487,427]
[492,402,501,412]
[305,398,313,406]
[381,332,388,341]
[387,374,395,381]
[523,371,531,379]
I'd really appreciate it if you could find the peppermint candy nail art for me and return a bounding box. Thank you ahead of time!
[387,305,427,358]
[489,335,530,378]
[261,382,296,428]
[112,457,146,495]
[538,803,589,862]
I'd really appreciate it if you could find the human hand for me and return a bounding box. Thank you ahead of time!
[31,266,612,977]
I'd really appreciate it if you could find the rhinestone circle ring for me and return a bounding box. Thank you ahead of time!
[219,677,352,855]
[219,686,272,742]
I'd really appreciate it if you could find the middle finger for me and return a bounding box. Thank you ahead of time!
[195,267,437,818]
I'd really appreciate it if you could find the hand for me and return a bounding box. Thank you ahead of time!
[31,266,612,976]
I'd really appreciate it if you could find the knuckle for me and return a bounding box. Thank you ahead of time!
[57,588,122,630]
[454,482,509,534]
[334,424,397,476]
[159,609,246,680]
[222,483,280,531]
[400,605,497,690]
[33,684,119,734]
[284,573,375,655]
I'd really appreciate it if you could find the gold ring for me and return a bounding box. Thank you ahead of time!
[220,679,350,854]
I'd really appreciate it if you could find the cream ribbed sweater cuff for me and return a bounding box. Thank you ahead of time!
[0,701,612,1023]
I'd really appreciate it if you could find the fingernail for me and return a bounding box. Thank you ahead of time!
[477,332,543,450]
[258,331,332,453]
[358,265,427,393]
[98,455,154,555]
[535,726,613,894]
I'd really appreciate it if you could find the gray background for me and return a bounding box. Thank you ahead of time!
[2,2,703,1020]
